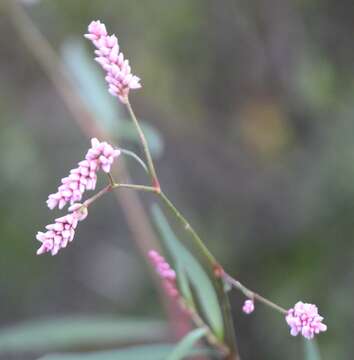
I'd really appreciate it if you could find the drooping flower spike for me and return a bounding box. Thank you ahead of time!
[85,20,141,103]
[46,138,120,210]
[36,206,84,256]
[286,301,327,340]
[148,250,179,298]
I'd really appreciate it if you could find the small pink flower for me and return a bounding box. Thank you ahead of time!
[86,138,121,173]
[47,138,120,210]
[85,20,141,103]
[286,301,327,340]
[85,20,107,42]
[148,250,179,298]
[36,211,84,256]
[242,299,255,314]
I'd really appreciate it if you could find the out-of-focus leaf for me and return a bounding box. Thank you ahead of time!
[176,262,194,308]
[151,204,224,340]
[0,316,167,353]
[61,39,123,125]
[61,40,163,157]
[304,340,322,360]
[166,327,208,360]
[38,344,213,360]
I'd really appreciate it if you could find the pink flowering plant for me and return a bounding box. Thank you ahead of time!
[34,20,327,359]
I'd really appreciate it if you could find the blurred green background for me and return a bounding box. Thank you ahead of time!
[0,0,353,358]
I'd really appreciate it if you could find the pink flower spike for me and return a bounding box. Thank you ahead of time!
[36,205,88,256]
[242,299,255,314]
[85,20,141,102]
[46,138,120,210]
[148,250,180,299]
[36,214,76,256]
[286,301,327,340]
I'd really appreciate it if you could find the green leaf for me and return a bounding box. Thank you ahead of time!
[38,344,213,360]
[175,262,194,308]
[167,327,208,360]
[0,316,167,353]
[304,339,322,360]
[151,204,224,340]
[61,40,164,157]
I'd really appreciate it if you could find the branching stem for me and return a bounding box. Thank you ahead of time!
[124,98,239,359]
[158,191,218,266]
[223,272,288,315]
[125,99,160,189]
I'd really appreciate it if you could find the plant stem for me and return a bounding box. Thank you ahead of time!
[83,182,220,271]
[83,183,157,208]
[125,99,240,359]
[159,192,218,267]
[223,272,288,315]
[84,184,112,207]
[178,298,229,356]
[113,183,159,193]
[119,148,149,174]
[107,173,116,186]
[158,192,240,358]
[126,99,160,189]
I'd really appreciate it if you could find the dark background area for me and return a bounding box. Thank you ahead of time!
[0,0,353,358]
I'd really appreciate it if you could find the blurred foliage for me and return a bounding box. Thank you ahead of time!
[0,316,167,353]
[304,339,322,360]
[166,327,209,360]
[38,344,214,360]
[1,0,354,359]
[151,204,224,340]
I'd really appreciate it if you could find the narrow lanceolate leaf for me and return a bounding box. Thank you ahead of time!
[176,262,194,308]
[151,204,224,340]
[304,339,322,360]
[0,316,166,353]
[38,344,213,360]
[167,327,208,360]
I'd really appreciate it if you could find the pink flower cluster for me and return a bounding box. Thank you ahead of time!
[47,138,120,210]
[242,299,255,314]
[36,204,87,256]
[38,138,119,255]
[85,20,141,103]
[148,250,179,298]
[286,301,327,339]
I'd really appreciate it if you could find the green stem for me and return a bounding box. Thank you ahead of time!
[113,183,158,193]
[178,298,229,356]
[158,191,239,359]
[158,192,218,267]
[126,99,160,188]
[223,272,287,315]
[107,173,116,187]
[84,184,112,207]
[83,183,157,208]
[120,148,149,174]
[125,100,239,359]
[81,181,240,358]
